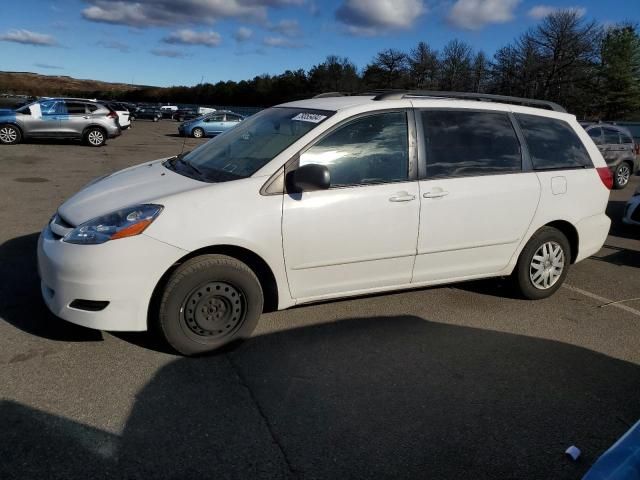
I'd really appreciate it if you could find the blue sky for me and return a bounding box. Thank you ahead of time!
[0,0,637,87]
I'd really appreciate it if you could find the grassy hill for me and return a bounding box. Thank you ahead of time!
[0,71,154,97]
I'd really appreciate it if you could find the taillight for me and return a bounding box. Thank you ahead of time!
[597,167,613,190]
[107,111,118,119]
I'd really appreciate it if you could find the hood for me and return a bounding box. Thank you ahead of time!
[58,158,205,226]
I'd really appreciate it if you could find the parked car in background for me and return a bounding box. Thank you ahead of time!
[0,97,120,146]
[108,102,131,129]
[613,121,640,155]
[39,91,612,355]
[131,107,162,122]
[172,107,199,122]
[623,186,640,225]
[583,123,638,189]
[160,105,178,119]
[178,110,244,138]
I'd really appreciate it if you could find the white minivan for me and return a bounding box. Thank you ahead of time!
[38,92,612,355]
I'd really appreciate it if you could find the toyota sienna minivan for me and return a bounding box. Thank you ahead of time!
[38,91,612,355]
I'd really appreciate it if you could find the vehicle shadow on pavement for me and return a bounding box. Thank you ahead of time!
[1,315,639,479]
[0,233,103,342]
[591,244,640,268]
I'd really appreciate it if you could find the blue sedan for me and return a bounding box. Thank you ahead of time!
[178,111,244,138]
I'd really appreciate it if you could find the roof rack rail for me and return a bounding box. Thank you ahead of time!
[312,92,349,98]
[372,90,566,113]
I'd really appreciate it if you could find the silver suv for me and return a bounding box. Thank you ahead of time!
[0,98,121,147]
[583,123,638,189]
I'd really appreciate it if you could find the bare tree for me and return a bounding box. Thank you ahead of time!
[365,49,409,88]
[439,39,473,91]
[471,51,489,92]
[408,42,439,89]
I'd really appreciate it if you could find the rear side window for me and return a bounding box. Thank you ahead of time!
[65,102,87,114]
[421,110,521,178]
[602,127,620,145]
[87,104,98,113]
[515,114,591,169]
[300,111,409,187]
[587,127,602,144]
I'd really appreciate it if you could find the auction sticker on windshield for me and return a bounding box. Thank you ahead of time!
[292,112,327,123]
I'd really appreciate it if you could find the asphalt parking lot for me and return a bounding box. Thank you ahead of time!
[1,120,639,479]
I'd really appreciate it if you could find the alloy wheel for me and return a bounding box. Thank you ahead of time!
[529,241,565,290]
[88,130,104,146]
[0,126,18,143]
[617,164,630,187]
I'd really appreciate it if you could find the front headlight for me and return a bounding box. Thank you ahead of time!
[63,204,163,245]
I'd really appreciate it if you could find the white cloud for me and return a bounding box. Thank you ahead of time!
[233,27,253,42]
[96,39,130,52]
[527,5,586,20]
[268,19,300,37]
[336,0,426,36]
[164,29,222,47]
[447,0,520,30]
[0,29,57,46]
[34,62,63,69]
[82,0,304,28]
[150,48,189,58]
[262,36,303,48]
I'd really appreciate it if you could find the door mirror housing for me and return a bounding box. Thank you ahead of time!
[288,164,330,192]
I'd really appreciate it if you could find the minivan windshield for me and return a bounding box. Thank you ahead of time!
[170,107,334,182]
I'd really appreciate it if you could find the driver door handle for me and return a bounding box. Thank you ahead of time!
[389,192,416,202]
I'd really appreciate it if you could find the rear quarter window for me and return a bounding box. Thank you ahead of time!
[515,114,592,170]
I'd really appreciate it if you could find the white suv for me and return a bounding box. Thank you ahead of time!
[37,92,612,355]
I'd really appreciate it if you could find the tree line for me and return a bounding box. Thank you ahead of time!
[6,10,640,119]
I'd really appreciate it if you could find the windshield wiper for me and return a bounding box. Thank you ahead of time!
[172,154,203,176]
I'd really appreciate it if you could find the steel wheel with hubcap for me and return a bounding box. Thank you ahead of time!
[0,124,21,145]
[192,127,204,138]
[529,241,565,290]
[614,163,631,189]
[514,226,570,299]
[85,128,106,147]
[158,254,264,355]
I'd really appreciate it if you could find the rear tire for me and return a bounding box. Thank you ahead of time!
[513,227,571,300]
[84,127,106,147]
[158,255,264,356]
[0,124,21,145]
[613,162,631,189]
[192,127,204,138]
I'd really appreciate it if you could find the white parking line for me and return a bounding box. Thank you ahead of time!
[563,284,640,317]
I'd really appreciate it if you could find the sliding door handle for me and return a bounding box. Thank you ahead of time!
[423,190,449,199]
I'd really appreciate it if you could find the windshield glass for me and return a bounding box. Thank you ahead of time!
[176,107,333,182]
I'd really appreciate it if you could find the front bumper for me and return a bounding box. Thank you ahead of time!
[38,225,187,331]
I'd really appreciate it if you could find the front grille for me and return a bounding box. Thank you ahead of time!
[50,213,75,239]
[54,213,74,229]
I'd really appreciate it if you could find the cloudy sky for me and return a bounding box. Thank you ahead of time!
[0,0,635,87]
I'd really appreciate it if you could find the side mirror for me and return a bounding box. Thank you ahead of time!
[288,163,330,192]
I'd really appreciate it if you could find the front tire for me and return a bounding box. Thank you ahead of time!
[84,127,106,147]
[0,124,21,145]
[158,255,264,356]
[192,127,204,138]
[513,227,571,300]
[613,162,631,189]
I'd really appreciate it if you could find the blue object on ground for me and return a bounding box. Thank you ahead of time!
[583,419,640,480]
